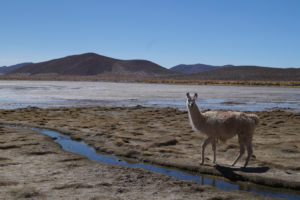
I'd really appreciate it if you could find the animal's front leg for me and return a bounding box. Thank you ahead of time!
[211,138,216,163]
[232,141,245,166]
[201,137,212,165]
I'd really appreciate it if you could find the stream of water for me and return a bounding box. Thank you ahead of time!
[4,125,300,200]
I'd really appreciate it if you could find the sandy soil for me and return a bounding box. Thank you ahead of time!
[0,126,270,200]
[0,106,299,195]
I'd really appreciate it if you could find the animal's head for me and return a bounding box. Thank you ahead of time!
[186,92,198,107]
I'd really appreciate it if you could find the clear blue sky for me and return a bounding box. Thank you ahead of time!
[1,0,300,68]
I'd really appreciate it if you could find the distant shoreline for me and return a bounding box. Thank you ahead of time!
[0,75,300,87]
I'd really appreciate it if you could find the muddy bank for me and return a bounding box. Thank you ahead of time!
[0,126,272,200]
[0,106,299,190]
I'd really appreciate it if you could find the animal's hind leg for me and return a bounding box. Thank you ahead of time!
[244,142,253,168]
[201,137,212,165]
[211,138,216,163]
[232,138,245,166]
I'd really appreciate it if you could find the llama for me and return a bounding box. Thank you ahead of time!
[186,92,259,168]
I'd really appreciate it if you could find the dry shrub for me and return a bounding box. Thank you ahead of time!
[114,139,124,146]
[11,186,42,199]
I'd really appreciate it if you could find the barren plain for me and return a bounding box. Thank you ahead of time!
[1,121,272,200]
[0,106,299,199]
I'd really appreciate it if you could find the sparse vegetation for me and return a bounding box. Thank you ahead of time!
[0,106,299,190]
[0,75,300,86]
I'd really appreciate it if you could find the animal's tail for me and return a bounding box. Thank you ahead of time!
[247,113,259,125]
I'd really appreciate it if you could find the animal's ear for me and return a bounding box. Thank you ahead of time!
[186,92,191,99]
[194,93,198,99]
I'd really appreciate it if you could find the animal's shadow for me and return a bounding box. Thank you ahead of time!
[215,165,269,182]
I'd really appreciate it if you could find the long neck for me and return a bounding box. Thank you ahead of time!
[187,103,205,131]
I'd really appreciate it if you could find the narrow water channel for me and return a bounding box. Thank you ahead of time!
[5,125,300,200]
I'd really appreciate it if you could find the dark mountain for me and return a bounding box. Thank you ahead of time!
[10,53,177,77]
[170,64,221,74]
[0,62,32,75]
[6,55,299,81]
[185,65,300,81]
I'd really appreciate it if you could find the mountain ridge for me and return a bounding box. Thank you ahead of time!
[10,53,177,77]
[0,62,33,74]
[170,64,222,74]
[5,53,300,82]
[183,65,300,81]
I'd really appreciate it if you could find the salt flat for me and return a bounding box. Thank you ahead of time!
[0,80,299,111]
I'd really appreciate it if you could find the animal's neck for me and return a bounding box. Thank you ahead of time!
[188,103,205,131]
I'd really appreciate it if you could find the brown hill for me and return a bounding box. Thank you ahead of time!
[183,65,300,81]
[10,53,176,77]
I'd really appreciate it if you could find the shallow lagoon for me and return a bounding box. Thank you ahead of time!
[0,80,299,111]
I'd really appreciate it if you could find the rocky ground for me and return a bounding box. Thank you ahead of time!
[0,106,299,199]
